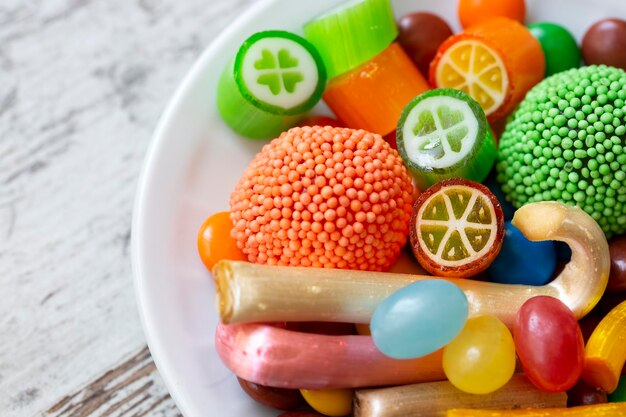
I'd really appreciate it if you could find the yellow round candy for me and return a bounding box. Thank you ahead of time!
[300,388,353,416]
[442,315,515,394]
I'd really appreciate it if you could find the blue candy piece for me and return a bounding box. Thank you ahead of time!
[482,173,515,221]
[371,280,468,359]
[487,221,557,286]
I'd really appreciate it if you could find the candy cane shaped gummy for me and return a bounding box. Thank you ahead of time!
[213,201,610,328]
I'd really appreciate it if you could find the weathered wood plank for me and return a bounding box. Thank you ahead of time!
[41,347,180,417]
[0,0,257,416]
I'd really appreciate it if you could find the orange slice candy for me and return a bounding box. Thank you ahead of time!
[435,40,508,117]
[430,17,545,122]
[410,178,504,278]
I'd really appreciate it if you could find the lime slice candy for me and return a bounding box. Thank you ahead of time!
[217,30,327,140]
[410,178,505,278]
[397,88,496,190]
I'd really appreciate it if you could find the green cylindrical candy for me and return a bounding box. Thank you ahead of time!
[396,88,496,190]
[303,0,398,79]
[217,31,327,140]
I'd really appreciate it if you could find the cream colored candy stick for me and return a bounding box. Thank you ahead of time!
[213,202,609,326]
[354,374,566,417]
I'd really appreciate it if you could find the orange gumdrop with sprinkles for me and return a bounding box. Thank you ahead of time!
[229,126,415,271]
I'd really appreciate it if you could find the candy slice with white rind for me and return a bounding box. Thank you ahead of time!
[217,30,326,139]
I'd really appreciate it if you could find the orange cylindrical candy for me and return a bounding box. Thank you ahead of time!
[323,42,430,136]
[430,17,545,122]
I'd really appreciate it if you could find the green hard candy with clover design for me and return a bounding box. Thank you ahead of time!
[496,65,626,237]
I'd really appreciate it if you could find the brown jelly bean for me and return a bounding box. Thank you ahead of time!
[567,379,608,407]
[582,18,626,70]
[608,234,626,292]
[277,412,326,417]
[397,12,453,76]
[237,378,304,410]
[285,322,357,335]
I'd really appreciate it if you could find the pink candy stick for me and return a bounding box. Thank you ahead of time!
[215,323,445,389]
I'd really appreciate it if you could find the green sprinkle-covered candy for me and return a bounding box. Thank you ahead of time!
[497,65,626,237]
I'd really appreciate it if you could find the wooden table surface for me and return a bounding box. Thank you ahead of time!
[0,0,256,415]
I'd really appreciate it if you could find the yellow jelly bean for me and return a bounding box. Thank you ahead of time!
[443,315,516,394]
[300,388,353,417]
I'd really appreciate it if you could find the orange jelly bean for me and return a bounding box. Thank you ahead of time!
[430,17,545,122]
[197,211,247,270]
[323,42,430,136]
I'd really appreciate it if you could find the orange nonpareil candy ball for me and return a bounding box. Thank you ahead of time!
[197,211,247,270]
[230,126,415,271]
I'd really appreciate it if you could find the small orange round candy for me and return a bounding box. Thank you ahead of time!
[458,0,525,29]
[197,211,247,270]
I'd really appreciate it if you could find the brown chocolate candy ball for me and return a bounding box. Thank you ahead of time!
[608,234,626,292]
[582,18,626,70]
[567,379,608,407]
[397,12,454,76]
[237,378,304,410]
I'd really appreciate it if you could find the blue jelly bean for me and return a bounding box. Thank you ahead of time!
[487,221,557,285]
[482,174,515,221]
[371,279,468,359]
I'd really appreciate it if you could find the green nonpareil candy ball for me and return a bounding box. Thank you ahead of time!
[528,22,581,77]
[497,65,626,237]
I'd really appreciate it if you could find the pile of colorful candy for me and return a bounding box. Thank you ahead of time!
[202,0,626,415]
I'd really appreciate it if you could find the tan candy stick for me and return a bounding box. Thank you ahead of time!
[213,202,609,327]
[354,375,566,417]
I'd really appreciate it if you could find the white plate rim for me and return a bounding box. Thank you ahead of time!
[130,1,279,414]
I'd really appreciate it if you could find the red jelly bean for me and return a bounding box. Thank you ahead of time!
[237,378,304,410]
[514,296,585,392]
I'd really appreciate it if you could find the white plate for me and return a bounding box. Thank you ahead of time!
[131,0,625,415]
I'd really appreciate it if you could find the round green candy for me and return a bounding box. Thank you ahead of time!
[497,65,626,237]
[528,22,581,77]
